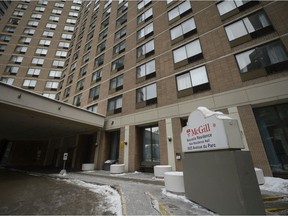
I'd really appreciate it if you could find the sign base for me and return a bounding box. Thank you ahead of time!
[182,150,265,215]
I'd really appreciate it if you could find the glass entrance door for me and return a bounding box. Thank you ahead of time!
[254,103,288,174]
[142,126,160,163]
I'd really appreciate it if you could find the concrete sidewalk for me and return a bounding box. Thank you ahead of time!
[53,170,213,215]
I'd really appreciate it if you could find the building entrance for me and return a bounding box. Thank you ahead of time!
[141,126,160,170]
[254,103,288,176]
[109,131,120,161]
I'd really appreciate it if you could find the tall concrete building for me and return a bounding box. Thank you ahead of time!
[1,0,288,177]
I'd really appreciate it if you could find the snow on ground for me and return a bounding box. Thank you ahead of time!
[60,178,122,215]
[260,177,288,194]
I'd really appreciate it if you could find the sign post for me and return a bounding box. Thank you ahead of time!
[181,107,265,215]
[59,153,68,176]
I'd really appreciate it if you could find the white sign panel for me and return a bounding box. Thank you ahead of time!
[181,107,244,153]
[63,153,68,160]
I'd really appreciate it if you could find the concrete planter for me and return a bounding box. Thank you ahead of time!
[164,171,185,194]
[154,165,172,178]
[81,163,95,171]
[110,164,125,174]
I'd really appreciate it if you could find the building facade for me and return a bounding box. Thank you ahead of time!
[0,0,288,177]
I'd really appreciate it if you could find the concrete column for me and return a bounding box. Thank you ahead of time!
[228,107,249,150]
[94,130,102,169]
[124,125,129,172]
[165,118,176,171]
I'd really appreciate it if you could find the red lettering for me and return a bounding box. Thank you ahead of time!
[190,123,211,136]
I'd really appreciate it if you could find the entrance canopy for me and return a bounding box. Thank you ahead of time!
[0,83,105,140]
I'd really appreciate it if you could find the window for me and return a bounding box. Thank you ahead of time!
[107,95,122,114]
[137,23,153,40]
[79,65,87,76]
[64,87,71,97]
[141,126,160,162]
[217,0,258,19]
[31,13,42,19]
[23,79,37,88]
[113,40,126,55]
[137,8,152,24]
[99,28,108,41]
[67,74,74,84]
[32,58,44,66]
[104,0,112,9]
[118,2,128,15]
[5,66,19,74]
[91,69,102,83]
[235,40,288,81]
[111,56,125,72]
[9,18,20,25]
[17,4,28,10]
[102,7,111,19]
[13,10,24,17]
[35,6,45,12]
[10,56,24,64]
[115,26,126,41]
[27,68,41,77]
[168,0,191,21]
[109,75,123,92]
[87,104,98,113]
[58,41,70,49]
[97,41,106,53]
[170,17,196,41]
[94,54,104,67]
[64,26,75,32]
[85,41,92,51]
[19,37,31,44]
[52,60,65,68]
[137,0,151,10]
[52,9,62,15]
[49,16,59,22]
[172,39,202,66]
[49,70,62,78]
[69,12,78,17]
[46,23,57,29]
[66,18,77,24]
[73,94,82,106]
[0,34,11,42]
[61,33,72,40]
[136,83,157,107]
[70,62,77,71]
[43,93,56,99]
[46,81,59,90]
[89,85,100,100]
[0,77,14,85]
[23,28,35,35]
[116,13,127,27]
[56,50,67,58]
[15,46,28,54]
[39,39,51,46]
[54,2,64,8]
[225,10,273,47]
[136,59,156,80]
[0,44,6,52]
[35,48,48,56]
[71,5,81,11]
[76,79,85,91]
[101,18,109,30]
[137,40,154,59]
[176,66,210,96]
[4,26,16,33]
[38,0,48,5]
[43,31,54,38]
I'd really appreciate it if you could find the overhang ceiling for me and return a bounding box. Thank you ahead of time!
[0,83,105,141]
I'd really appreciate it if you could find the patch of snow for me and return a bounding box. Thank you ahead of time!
[61,179,122,215]
[110,173,126,176]
[260,177,288,194]
[132,171,141,174]
[197,106,232,120]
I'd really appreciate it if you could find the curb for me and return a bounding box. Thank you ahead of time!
[146,192,171,215]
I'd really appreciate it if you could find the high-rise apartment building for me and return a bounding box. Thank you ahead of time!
[1,0,288,177]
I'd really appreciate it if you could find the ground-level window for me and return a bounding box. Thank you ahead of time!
[254,103,288,175]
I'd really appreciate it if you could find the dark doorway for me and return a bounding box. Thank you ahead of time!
[109,131,120,161]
